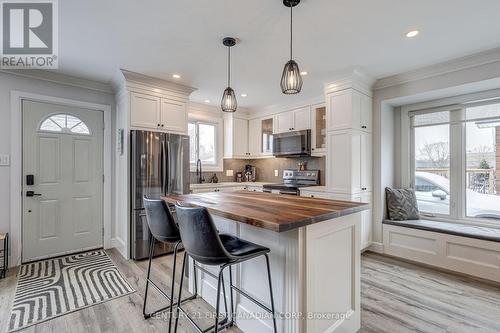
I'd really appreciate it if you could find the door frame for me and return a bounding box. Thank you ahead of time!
[10,90,112,266]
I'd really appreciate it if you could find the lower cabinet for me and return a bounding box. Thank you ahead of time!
[300,190,372,251]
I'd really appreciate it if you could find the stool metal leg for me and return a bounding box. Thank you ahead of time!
[167,241,181,332]
[214,266,225,333]
[265,254,278,333]
[174,252,187,333]
[143,237,156,318]
[228,265,235,326]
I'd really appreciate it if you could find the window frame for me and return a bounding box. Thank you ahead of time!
[402,97,500,227]
[188,118,223,172]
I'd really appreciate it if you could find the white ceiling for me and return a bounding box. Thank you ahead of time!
[58,0,500,110]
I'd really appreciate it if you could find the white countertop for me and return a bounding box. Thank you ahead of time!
[190,181,272,189]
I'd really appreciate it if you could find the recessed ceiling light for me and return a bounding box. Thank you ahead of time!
[300,71,308,76]
[172,74,181,79]
[204,99,210,103]
[241,94,247,97]
[406,30,419,38]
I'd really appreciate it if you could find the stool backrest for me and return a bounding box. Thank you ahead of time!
[143,196,180,243]
[174,203,231,265]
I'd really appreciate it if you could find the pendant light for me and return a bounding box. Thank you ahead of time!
[221,37,237,112]
[280,0,303,94]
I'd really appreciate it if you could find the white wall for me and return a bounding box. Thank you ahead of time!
[0,71,115,265]
[371,49,500,251]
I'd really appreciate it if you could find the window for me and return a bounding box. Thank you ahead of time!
[39,114,90,135]
[409,101,500,221]
[188,121,217,166]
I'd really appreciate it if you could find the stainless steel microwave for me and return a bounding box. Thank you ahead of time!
[273,130,311,157]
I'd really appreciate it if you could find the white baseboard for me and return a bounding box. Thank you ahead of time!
[367,242,384,254]
[111,237,127,258]
[383,225,500,282]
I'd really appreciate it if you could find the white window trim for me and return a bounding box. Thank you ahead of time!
[188,114,223,172]
[401,98,500,229]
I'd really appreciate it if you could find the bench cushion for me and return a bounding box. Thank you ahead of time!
[383,219,500,243]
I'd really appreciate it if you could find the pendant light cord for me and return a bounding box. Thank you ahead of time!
[290,4,293,60]
[227,46,231,87]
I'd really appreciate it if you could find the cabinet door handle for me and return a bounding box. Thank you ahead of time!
[161,124,164,127]
[361,125,367,129]
[362,187,367,190]
[157,123,161,127]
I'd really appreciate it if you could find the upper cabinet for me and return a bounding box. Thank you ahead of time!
[326,89,372,133]
[130,92,160,129]
[261,117,274,156]
[311,103,326,156]
[130,92,187,134]
[112,70,195,136]
[224,114,249,159]
[248,118,261,157]
[274,107,311,133]
[160,98,188,133]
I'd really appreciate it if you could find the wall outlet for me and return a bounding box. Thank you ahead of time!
[0,154,10,166]
[226,169,234,177]
[274,169,279,177]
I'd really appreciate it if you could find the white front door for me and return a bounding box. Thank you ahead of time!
[22,100,104,262]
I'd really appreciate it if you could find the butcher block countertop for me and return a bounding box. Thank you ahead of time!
[162,191,369,232]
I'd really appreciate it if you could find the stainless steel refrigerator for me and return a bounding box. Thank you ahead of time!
[131,130,190,260]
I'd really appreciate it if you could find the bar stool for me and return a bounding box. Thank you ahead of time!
[142,197,196,332]
[173,203,277,333]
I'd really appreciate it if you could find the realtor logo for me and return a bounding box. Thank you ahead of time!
[1,0,58,68]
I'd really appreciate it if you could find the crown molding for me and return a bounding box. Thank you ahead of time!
[0,69,113,93]
[112,69,197,96]
[324,67,375,96]
[374,47,500,91]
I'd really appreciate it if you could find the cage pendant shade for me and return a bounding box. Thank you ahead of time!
[221,37,237,112]
[281,60,302,94]
[281,0,302,94]
[221,87,237,112]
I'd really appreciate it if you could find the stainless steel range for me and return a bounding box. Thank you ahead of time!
[263,169,320,195]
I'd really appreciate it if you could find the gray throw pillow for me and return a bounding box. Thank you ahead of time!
[385,187,420,221]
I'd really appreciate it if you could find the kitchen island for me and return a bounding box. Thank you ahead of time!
[163,191,369,333]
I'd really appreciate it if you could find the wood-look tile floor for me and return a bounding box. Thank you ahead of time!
[360,252,500,333]
[1,250,500,333]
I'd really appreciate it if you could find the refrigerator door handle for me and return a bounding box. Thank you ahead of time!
[166,140,171,194]
[161,140,167,195]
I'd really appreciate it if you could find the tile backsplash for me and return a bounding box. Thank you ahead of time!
[190,156,325,185]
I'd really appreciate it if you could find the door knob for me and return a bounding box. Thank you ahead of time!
[26,191,42,197]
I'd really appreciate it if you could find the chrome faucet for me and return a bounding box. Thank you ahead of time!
[196,159,204,184]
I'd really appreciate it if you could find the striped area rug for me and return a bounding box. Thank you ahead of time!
[8,250,135,332]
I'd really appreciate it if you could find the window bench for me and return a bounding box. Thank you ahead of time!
[382,219,500,282]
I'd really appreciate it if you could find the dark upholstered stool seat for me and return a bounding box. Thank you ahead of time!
[220,234,270,259]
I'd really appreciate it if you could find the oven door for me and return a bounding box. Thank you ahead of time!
[273,130,311,157]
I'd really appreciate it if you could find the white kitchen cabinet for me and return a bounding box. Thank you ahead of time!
[328,192,372,251]
[130,91,188,134]
[326,130,371,194]
[248,118,261,157]
[274,107,311,133]
[326,89,372,132]
[299,190,330,199]
[130,92,161,129]
[311,103,326,156]
[224,114,249,158]
[293,107,311,131]
[160,98,187,134]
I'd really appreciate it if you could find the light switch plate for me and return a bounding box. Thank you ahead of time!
[274,169,279,177]
[0,154,10,166]
[226,169,234,177]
